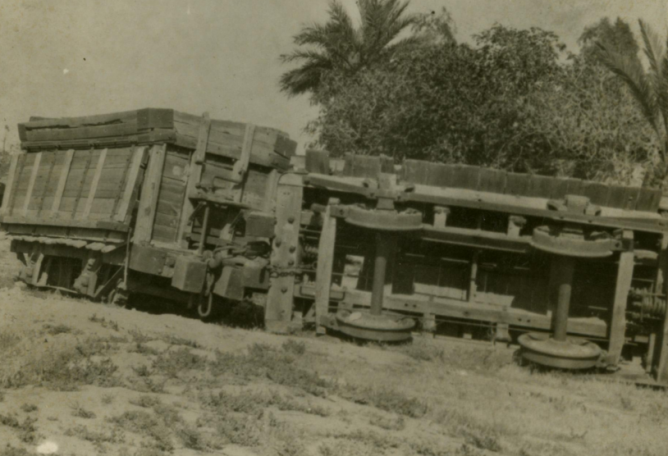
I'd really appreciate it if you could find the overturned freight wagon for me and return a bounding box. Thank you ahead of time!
[4,109,668,383]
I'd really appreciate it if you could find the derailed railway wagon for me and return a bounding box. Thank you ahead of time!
[4,109,668,383]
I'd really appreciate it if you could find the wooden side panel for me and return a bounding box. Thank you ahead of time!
[3,147,144,231]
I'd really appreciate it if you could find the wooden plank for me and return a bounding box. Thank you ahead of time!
[25,123,138,142]
[177,113,210,246]
[477,168,506,193]
[22,110,137,130]
[314,198,338,335]
[229,124,255,183]
[607,231,635,365]
[81,148,107,219]
[35,152,58,215]
[636,187,662,212]
[1,154,19,215]
[134,144,167,244]
[22,152,42,217]
[115,146,146,221]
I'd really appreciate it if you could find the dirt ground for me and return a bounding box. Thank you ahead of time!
[0,235,667,456]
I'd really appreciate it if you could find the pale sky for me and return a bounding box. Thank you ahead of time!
[1,0,666,152]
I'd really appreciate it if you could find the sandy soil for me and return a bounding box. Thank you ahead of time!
[0,236,667,456]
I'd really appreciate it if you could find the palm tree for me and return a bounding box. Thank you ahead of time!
[597,20,668,171]
[279,0,418,97]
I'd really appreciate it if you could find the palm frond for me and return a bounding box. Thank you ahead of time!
[598,41,660,135]
[279,54,334,96]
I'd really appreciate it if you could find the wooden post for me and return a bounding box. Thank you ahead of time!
[81,148,107,219]
[50,149,74,218]
[468,251,479,302]
[265,174,303,334]
[134,145,167,245]
[314,198,339,335]
[607,230,634,366]
[1,154,19,216]
[22,152,41,217]
[115,147,146,222]
[656,234,668,383]
[178,113,210,247]
[433,206,450,228]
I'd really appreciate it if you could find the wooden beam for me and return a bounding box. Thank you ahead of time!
[133,145,167,245]
[265,174,304,334]
[607,230,635,366]
[656,234,668,383]
[314,198,339,335]
[1,154,19,215]
[115,146,146,222]
[22,152,42,217]
[81,148,107,219]
[177,113,210,247]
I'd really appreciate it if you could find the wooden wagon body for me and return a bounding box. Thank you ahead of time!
[4,108,668,384]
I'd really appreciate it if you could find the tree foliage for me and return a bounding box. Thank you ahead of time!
[305,16,659,186]
[597,19,668,180]
[279,0,419,96]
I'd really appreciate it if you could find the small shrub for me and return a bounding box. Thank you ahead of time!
[0,414,39,444]
[129,342,160,356]
[65,425,124,444]
[107,411,173,452]
[42,324,72,336]
[0,444,32,456]
[132,364,153,377]
[101,394,114,405]
[0,333,20,352]
[71,402,96,419]
[282,339,307,356]
[164,335,201,349]
[462,428,502,453]
[369,413,405,431]
[19,404,37,413]
[130,395,162,409]
[88,314,120,331]
[152,348,207,378]
[344,385,428,418]
[129,330,153,344]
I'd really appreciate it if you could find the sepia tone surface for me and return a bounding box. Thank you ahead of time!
[2,1,668,456]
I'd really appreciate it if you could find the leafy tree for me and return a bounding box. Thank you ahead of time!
[597,20,668,179]
[308,20,657,185]
[279,0,418,97]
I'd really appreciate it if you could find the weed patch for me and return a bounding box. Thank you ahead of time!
[19,404,37,413]
[152,347,207,378]
[42,324,73,336]
[0,414,40,443]
[282,339,306,356]
[88,314,120,331]
[71,402,96,419]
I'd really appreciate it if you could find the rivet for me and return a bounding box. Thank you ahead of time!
[281,286,288,293]
[288,260,294,266]
[288,216,295,224]
[289,246,296,253]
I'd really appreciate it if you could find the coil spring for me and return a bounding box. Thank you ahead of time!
[301,241,319,263]
[630,289,667,317]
